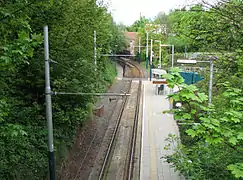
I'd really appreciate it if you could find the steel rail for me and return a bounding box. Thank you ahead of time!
[98,58,144,180]
[119,57,145,78]
[98,80,132,180]
[127,80,142,180]
[69,81,131,180]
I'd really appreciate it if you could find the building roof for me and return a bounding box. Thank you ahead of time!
[124,32,138,41]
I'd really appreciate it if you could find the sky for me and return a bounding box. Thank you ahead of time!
[107,0,190,25]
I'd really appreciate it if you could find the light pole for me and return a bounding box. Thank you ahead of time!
[146,32,149,69]
[154,40,161,68]
[150,39,153,81]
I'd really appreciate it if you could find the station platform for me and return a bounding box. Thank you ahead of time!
[140,81,184,180]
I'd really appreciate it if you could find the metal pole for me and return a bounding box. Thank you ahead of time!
[159,41,161,68]
[185,45,187,58]
[44,26,56,180]
[146,32,149,69]
[138,37,141,64]
[94,30,97,71]
[172,45,174,68]
[169,45,174,97]
[150,39,153,64]
[150,39,153,81]
[208,59,214,104]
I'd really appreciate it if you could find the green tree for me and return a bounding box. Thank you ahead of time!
[0,0,127,179]
[163,68,243,179]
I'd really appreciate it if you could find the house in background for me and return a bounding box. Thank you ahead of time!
[124,32,138,55]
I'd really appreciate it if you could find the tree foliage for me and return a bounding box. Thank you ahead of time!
[0,0,126,179]
[163,68,243,179]
[162,1,243,179]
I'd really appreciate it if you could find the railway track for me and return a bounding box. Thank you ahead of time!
[98,79,133,180]
[127,80,142,180]
[98,58,143,180]
[118,57,145,78]
[59,58,144,180]
[58,80,131,180]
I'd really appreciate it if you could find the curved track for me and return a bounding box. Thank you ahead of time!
[98,58,143,180]
[60,58,144,180]
[118,57,145,78]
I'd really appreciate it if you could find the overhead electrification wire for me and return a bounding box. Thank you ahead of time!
[52,92,130,96]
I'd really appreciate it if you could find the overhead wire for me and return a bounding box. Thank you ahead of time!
[53,92,130,96]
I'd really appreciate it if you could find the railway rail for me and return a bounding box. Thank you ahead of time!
[127,80,142,180]
[59,58,144,180]
[98,79,133,180]
[69,80,131,180]
[98,58,143,180]
[118,57,145,78]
